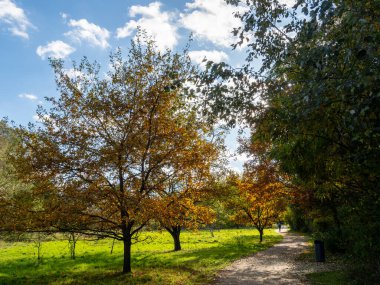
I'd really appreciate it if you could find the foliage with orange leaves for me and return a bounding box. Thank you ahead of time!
[153,170,217,251]
[148,126,221,251]
[8,33,217,273]
[227,140,290,242]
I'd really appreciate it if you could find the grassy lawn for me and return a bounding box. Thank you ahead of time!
[0,228,282,284]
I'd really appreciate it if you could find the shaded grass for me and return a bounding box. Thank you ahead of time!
[0,228,282,284]
[292,233,350,285]
[306,270,350,285]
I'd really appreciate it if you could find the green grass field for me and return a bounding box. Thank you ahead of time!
[0,228,282,284]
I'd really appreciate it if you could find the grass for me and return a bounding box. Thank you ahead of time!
[306,271,349,285]
[0,228,282,284]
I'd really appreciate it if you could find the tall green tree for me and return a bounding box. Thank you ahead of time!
[200,0,380,281]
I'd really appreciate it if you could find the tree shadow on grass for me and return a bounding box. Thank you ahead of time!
[0,234,282,284]
[139,234,281,268]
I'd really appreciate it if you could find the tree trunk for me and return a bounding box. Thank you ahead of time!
[173,230,181,251]
[119,171,132,274]
[69,232,77,260]
[123,233,132,273]
[259,229,263,242]
[110,238,115,255]
[167,226,181,251]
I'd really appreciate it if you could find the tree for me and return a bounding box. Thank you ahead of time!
[231,176,286,242]
[0,121,13,223]
[226,141,289,242]
[67,232,79,260]
[10,34,213,273]
[201,0,380,281]
[0,121,36,234]
[155,177,216,251]
[152,131,220,251]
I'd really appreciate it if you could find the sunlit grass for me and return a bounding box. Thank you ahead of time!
[0,228,282,284]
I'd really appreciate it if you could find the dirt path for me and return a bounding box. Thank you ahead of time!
[214,229,337,285]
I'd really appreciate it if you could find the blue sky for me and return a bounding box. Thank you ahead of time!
[0,0,249,122]
[2,0,291,170]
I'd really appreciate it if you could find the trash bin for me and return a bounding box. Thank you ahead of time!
[314,240,325,262]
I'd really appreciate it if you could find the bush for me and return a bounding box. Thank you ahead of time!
[285,205,312,233]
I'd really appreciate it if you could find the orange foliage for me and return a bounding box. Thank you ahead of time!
[8,34,218,272]
[228,140,291,241]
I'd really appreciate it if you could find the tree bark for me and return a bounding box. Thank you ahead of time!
[167,226,181,251]
[119,165,132,274]
[110,238,115,255]
[69,232,77,260]
[122,232,132,273]
[259,229,263,242]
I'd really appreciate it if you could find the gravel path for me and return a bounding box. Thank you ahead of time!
[214,229,339,285]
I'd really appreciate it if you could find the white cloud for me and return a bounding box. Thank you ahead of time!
[188,50,229,65]
[234,152,249,164]
[278,0,297,7]
[229,165,243,174]
[63,68,83,79]
[116,2,178,51]
[0,0,33,39]
[180,0,244,47]
[33,114,50,122]
[19,93,38,101]
[36,40,75,59]
[226,148,249,174]
[65,18,110,49]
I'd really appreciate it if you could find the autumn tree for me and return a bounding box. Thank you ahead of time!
[10,34,214,273]
[152,127,221,251]
[0,121,36,235]
[235,169,287,242]
[0,121,13,225]
[151,126,225,251]
[227,141,288,242]
[0,121,16,230]
[154,175,216,251]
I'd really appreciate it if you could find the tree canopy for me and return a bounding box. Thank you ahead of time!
[200,0,380,281]
[9,34,219,273]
